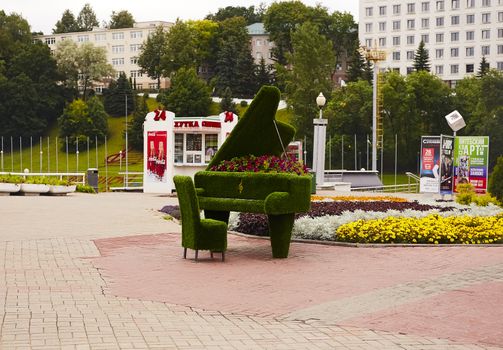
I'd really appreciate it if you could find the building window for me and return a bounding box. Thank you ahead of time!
[466,47,474,56]
[451,0,460,8]
[130,70,143,78]
[112,32,124,40]
[365,39,372,47]
[436,1,445,11]
[499,12,503,23]
[379,22,386,31]
[149,83,157,89]
[436,17,444,26]
[498,45,503,54]
[451,32,459,42]
[379,37,386,46]
[393,20,401,30]
[112,45,124,53]
[497,62,503,70]
[256,39,262,46]
[499,29,503,38]
[435,65,444,74]
[482,13,491,24]
[436,48,444,58]
[422,1,430,12]
[466,31,475,40]
[407,35,415,45]
[130,44,142,52]
[205,134,218,163]
[407,19,415,29]
[392,51,401,60]
[422,18,430,28]
[421,34,430,43]
[482,46,491,55]
[136,83,143,90]
[393,4,401,14]
[393,36,401,45]
[256,52,263,60]
[95,33,106,41]
[130,31,143,39]
[407,50,415,60]
[451,64,459,74]
[365,23,373,32]
[111,58,124,66]
[379,6,387,15]
[45,37,56,45]
[436,33,445,43]
[466,0,475,7]
[451,47,459,57]
[482,30,491,39]
[174,134,184,163]
[407,3,416,13]
[130,57,138,64]
[466,64,474,73]
[482,0,491,6]
[451,16,460,25]
[365,7,373,16]
[77,35,89,42]
[185,134,203,164]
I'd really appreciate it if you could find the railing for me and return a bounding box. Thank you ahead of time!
[110,172,143,191]
[405,172,420,193]
[0,172,85,185]
[351,183,418,193]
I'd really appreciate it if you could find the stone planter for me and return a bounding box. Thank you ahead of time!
[19,183,50,195]
[0,183,21,195]
[48,185,77,195]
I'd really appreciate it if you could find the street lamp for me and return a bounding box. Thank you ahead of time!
[312,92,327,187]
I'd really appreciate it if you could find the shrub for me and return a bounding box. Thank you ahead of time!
[76,184,96,193]
[456,183,476,205]
[489,155,503,202]
[0,175,24,184]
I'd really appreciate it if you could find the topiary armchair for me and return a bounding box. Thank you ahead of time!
[173,175,227,261]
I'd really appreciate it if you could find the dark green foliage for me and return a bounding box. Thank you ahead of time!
[53,9,79,34]
[255,57,274,87]
[206,5,264,25]
[109,10,135,29]
[268,214,295,258]
[413,41,431,72]
[173,175,227,255]
[129,94,149,150]
[206,86,294,169]
[137,26,168,89]
[489,157,503,202]
[76,3,99,31]
[158,68,211,116]
[478,56,490,77]
[161,20,199,76]
[219,87,237,113]
[103,73,134,117]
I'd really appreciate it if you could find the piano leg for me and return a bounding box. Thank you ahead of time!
[267,213,295,259]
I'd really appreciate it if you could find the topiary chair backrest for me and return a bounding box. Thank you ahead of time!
[173,175,201,248]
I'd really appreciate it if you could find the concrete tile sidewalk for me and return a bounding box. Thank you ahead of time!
[0,193,501,349]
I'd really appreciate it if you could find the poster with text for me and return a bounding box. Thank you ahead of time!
[453,136,489,193]
[146,131,168,182]
[419,136,441,193]
[439,135,455,194]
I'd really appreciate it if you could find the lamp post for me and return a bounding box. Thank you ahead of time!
[312,92,327,187]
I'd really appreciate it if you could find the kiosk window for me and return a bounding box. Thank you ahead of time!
[174,134,184,163]
[185,134,202,164]
[205,134,218,162]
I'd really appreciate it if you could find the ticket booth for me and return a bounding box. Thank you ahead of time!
[143,110,238,193]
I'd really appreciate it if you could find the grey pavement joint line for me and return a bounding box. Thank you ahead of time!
[284,263,503,324]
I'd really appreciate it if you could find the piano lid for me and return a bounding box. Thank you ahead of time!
[206,86,296,170]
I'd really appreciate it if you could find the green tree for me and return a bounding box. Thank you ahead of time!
[109,10,135,29]
[161,20,199,76]
[206,5,264,25]
[54,40,114,99]
[158,68,211,116]
[255,57,274,87]
[488,155,503,202]
[137,26,168,90]
[280,22,335,140]
[0,10,32,61]
[103,72,134,117]
[346,44,372,83]
[213,17,256,97]
[128,94,149,150]
[187,20,219,80]
[53,9,79,34]
[77,3,99,31]
[413,41,431,72]
[219,87,237,113]
[478,56,490,77]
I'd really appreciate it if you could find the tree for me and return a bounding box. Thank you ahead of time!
[187,20,220,80]
[109,10,135,29]
[137,26,168,90]
[219,87,237,113]
[103,72,135,117]
[280,22,335,141]
[413,41,431,72]
[206,5,264,25]
[77,3,99,31]
[478,56,490,77]
[161,20,199,76]
[54,40,114,99]
[488,155,503,202]
[0,10,32,61]
[158,68,211,116]
[53,9,79,34]
[346,44,373,83]
[58,97,109,150]
[213,17,257,97]
[255,57,274,87]
[129,94,149,150]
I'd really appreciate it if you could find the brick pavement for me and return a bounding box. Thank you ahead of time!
[0,193,502,349]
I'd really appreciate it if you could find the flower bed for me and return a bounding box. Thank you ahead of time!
[336,214,503,244]
[311,195,409,202]
[209,154,308,176]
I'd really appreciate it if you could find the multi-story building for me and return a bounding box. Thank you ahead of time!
[246,23,275,66]
[359,0,503,86]
[39,21,173,91]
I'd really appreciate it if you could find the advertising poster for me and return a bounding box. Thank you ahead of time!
[453,136,489,193]
[146,131,168,182]
[439,135,455,194]
[419,136,441,193]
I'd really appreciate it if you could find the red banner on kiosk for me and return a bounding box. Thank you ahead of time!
[147,131,167,181]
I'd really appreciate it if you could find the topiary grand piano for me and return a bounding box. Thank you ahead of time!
[194,86,312,258]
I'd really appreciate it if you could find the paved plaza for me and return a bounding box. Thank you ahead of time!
[0,192,502,349]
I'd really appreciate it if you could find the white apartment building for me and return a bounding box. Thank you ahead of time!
[246,23,275,65]
[359,0,503,86]
[39,21,173,91]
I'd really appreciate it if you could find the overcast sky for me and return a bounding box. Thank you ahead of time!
[2,0,359,35]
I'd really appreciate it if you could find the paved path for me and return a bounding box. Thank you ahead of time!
[0,192,502,349]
